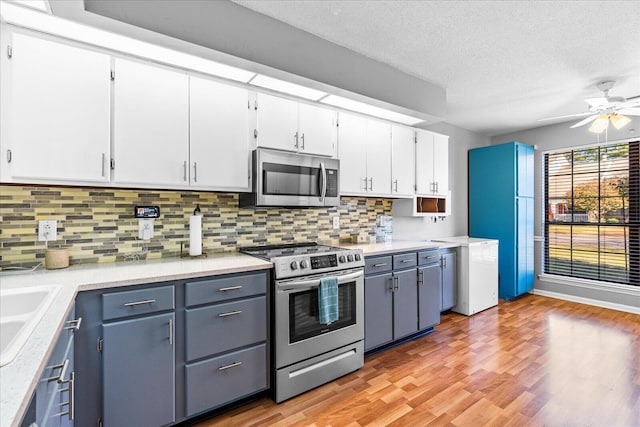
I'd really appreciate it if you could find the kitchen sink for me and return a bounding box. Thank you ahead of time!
[0,285,60,367]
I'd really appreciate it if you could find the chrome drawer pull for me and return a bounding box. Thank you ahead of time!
[46,359,69,383]
[218,285,243,292]
[401,259,413,263]
[424,255,437,260]
[123,299,156,307]
[57,372,75,420]
[218,361,242,371]
[218,310,242,318]
[64,317,82,331]
[373,263,388,267]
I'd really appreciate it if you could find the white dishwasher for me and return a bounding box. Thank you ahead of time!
[435,237,499,315]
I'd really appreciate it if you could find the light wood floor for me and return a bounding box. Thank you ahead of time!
[195,294,640,426]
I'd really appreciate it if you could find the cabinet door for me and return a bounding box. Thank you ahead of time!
[432,133,449,196]
[391,125,416,196]
[103,313,175,427]
[415,131,435,194]
[298,103,336,157]
[5,33,110,183]
[441,252,457,311]
[338,113,368,194]
[366,119,392,195]
[516,143,534,197]
[190,76,250,190]
[418,264,442,330]
[516,197,535,295]
[256,93,299,152]
[113,58,189,186]
[392,269,418,339]
[364,272,393,351]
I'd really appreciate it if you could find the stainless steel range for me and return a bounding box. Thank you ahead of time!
[241,243,365,402]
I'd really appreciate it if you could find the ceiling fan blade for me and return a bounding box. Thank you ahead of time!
[584,97,608,108]
[617,107,640,116]
[538,112,592,122]
[570,114,599,128]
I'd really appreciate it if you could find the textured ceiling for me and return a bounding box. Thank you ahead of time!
[232,0,640,136]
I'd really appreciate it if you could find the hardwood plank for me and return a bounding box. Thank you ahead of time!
[196,294,639,426]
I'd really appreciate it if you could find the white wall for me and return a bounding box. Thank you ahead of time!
[393,122,490,240]
[492,117,640,311]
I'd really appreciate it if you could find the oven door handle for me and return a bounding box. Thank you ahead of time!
[277,270,363,291]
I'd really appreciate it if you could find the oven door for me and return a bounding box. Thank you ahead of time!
[274,268,364,369]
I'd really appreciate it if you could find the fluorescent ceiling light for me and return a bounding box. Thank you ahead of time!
[321,95,424,125]
[249,74,326,101]
[588,114,609,133]
[610,114,631,130]
[6,0,48,12]
[0,1,256,82]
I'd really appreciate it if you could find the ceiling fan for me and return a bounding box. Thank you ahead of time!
[540,80,640,133]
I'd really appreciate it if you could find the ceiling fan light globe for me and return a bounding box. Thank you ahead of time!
[588,115,610,133]
[610,114,631,130]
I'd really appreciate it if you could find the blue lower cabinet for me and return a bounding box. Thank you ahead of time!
[102,312,175,427]
[441,251,457,311]
[364,272,393,351]
[185,344,266,416]
[418,263,442,330]
[392,269,418,339]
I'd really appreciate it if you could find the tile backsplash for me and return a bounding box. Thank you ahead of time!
[0,185,391,268]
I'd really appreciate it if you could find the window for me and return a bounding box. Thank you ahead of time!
[544,140,639,286]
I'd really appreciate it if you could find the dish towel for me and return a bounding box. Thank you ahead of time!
[318,276,339,325]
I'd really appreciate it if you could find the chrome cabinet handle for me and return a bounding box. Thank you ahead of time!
[218,285,243,292]
[47,359,69,383]
[123,299,156,307]
[294,131,299,149]
[401,259,412,263]
[218,361,242,371]
[301,133,305,149]
[64,317,82,331]
[168,318,173,346]
[392,276,399,291]
[393,179,398,192]
[368,177,373,191]
[362,177,368,191]
[101,153,106,177]
[373,263,388,267]
[183,161,187,181]
[218,310,242,318]
[193,162,197,183]
[419,270,424,286]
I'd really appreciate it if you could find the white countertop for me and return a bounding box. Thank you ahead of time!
[341,239,460,256]
[0,253,272,427]
[433,236,500,247]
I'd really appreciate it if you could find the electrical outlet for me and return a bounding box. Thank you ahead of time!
[38,220,57,241]
[138,218,154,240]
[332,216,340,229]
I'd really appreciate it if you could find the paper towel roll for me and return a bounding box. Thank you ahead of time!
[189,215,202,256]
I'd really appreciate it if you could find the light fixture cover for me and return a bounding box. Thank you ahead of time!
[249,75,326,101]
[321,95,424,125]
[588,114,610,133]
[610,114,631,130]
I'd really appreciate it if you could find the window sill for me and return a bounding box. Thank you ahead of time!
[538,273,639,296]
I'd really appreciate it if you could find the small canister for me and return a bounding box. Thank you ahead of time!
[45,248,69,269]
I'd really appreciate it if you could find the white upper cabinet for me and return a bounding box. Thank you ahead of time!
[112,58,189,187]
[2,32,111,183]
[256,93,336,157]
[338,112,391,196]
[189,76,250,191]
[415,130,449,196]
[391,125,416,197]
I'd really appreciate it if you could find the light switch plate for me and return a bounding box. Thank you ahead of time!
[332,216,340,229]
[38,220,57,241]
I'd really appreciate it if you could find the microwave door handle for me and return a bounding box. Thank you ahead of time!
[319,162,327,203]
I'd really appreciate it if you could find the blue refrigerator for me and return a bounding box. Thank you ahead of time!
[468,141,534,300]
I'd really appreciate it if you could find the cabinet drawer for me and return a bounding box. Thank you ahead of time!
[393,252,417,269]
[102,285,174,321]
[365,256,392,275]
[185,296,266,361]
[418,250,440,266]
[185,272,267,307]
[185,343,267,416]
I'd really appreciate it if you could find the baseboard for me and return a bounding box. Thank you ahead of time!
[530,289,640,315]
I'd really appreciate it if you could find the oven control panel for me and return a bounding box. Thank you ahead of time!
[273,249,365,279]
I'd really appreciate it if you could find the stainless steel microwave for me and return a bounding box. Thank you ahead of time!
[239,148,340,208]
